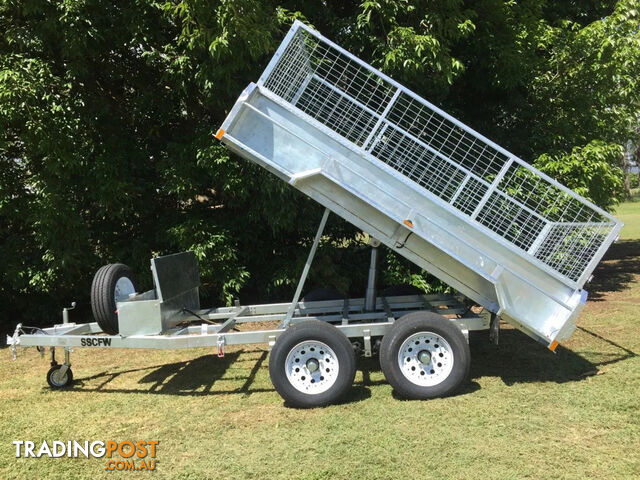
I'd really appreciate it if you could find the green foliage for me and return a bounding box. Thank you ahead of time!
[353,0,475,99]
[535,141,626,211]
[528,0,640,154]
[1,0,639,329]
[448,0,640,159]
[382,252,450,294]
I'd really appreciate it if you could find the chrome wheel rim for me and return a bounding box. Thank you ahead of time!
[397,332,454,387]
[114,277,135,303]
[285,341,339,394]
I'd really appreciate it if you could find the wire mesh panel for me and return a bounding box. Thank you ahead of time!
[261,24,619,284]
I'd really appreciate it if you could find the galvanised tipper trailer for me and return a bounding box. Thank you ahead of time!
[9,21,622,408]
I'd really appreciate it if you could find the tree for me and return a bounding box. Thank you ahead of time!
[535,141,625,210]
[1,0,638,331]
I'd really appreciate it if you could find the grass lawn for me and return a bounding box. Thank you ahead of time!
[1,202,639,479]
[616,192,640,240]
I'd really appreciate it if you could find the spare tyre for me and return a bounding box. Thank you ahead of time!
[91,263,137,335]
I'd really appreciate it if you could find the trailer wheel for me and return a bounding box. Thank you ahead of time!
[269,320,356,408]
[47,365,73,389]
[91,263,137,335]
[380,312,470,399]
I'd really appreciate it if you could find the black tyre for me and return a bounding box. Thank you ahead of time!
[380,312,470,399]
[91,263,137,335]
[269,320,356,408]
[47,365,73,389]
[301,288,345,302]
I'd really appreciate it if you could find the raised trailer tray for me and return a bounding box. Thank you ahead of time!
[217,20,622,349]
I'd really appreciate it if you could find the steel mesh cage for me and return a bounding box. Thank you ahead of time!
[261,24,619,284]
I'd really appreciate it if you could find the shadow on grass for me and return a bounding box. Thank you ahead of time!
[468,329,636,385]
[70,350,375,406]
[70,351,273,397]
[355,328,637,390]
[67,326,636,400]
[281,386,373,408]
[588,239,640,301]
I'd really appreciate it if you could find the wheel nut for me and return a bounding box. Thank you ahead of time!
[418,350,431,365]
[306,358,320,372]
